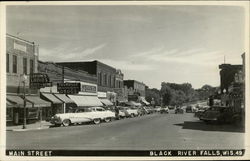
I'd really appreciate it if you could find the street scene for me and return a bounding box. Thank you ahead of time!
[2,2,248,157]
[7,110,244,150]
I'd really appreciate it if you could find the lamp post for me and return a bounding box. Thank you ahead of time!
[21,74,27,129]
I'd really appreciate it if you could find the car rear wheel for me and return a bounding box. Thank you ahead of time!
[62,119,71,127]
[104,117,111,123]
[93,118,101,124]
[130,114,135,118]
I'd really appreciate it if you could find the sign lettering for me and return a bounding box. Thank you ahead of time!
[81,85,96,93]
[57,83,80,94]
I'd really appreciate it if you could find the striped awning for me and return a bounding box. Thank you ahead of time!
[26,95,51,107]
[7,95,33,108]
[41,93,63,104]
[100,99,113,106]
[68,95,103,107]
[54,94,75,104]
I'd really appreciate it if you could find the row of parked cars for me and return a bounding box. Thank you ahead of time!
[50,106,169,127]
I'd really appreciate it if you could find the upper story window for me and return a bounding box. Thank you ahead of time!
[6,54,9,73]
[12,55,17,73]
[104,74,107,86]
[109,75,112,87]
[113,77,116,88]
[30,59,34,74]
[98,72,102,86]
[23,58,27,74]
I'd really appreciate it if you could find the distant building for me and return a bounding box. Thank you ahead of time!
[123,80,149,105]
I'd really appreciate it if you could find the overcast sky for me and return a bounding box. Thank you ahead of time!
[6,5,246,89]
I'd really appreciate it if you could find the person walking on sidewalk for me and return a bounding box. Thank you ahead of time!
[115,105,120,120]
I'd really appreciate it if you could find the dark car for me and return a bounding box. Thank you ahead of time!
[199,106,239,124]
[175,107,184,114]
[186,106,194,113]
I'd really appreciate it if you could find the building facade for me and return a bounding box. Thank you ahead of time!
[6,34,51,125]
[38,61,99,117]
[56,61,124,104]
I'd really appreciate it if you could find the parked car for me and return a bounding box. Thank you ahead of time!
[118,106,138,118]
[194,106,209,118]
[160,107,169,114]
[137,107,149,116]
[155,106,161,112]
[50,107,115,126]
[199,106,235,123]
[186,106,195,113]
[175,107,184,114]
[145,106,155,114]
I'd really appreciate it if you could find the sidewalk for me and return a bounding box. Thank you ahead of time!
[6,121,53,132]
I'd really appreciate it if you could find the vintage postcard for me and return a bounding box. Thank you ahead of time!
[0,1,249,160]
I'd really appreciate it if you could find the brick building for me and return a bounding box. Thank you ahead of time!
[56,60,120,105]
[6,34,50,125]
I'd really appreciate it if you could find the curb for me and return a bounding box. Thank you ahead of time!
[7,126,50,132]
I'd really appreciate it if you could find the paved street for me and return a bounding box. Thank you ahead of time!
[6,111,244,150]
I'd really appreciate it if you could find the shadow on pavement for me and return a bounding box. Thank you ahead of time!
[174,121,245,133]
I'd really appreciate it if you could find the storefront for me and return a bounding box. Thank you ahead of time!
[98,91,114,107]
[7,94,50,125]
[67,81,102,108]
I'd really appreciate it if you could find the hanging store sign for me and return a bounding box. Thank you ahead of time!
[57,82,80,94]
[81,84,97,93]
[30,73,52,89]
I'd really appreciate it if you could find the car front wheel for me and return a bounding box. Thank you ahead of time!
[93,118,101,124]
[62,119,71,127]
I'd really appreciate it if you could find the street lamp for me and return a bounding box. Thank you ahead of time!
[21,74,27,129]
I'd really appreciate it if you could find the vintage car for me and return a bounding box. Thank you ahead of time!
[155,106,162,113]
[144,106,155,114]
[194,106,209,118]
[160,106,169,114]
[175,107,184,114]
[118,106,138,117]
[50,107,115,126]
[199,106,230,123]
[137,106,149,116]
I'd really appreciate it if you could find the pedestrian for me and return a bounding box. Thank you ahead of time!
[115,105,119,120]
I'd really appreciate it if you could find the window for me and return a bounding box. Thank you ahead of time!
[30,59,34,74]
[109,75,112,87]
[6,54,9,73]
[12,55,17,73]
[104,74,107,86]
[23,58,27,74]
[98,72,102,86]
[113,77,116,88]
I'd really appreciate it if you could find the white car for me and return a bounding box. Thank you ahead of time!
[50,107,115,126]
[118,106,138,117]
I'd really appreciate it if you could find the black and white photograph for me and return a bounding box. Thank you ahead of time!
[0,1,249,160]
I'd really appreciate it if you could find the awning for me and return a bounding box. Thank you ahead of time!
[41,93,63,104]
[26,95,51,107]
[140,97,150,105]
[7,95,33,108]
[68,95,103,107]
[126,101,142,107]
[54,94,75,104]
[100,99,113,106]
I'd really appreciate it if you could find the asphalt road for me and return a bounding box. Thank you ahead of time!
[6,111,244,150]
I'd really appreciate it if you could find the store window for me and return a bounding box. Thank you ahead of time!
[12,55,17,73]
[6,54,9,73]
[23,58,27,74]
[30,59,34,74]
